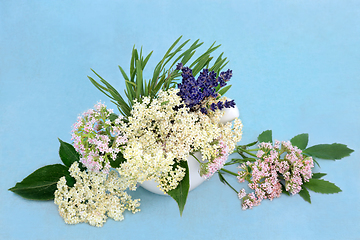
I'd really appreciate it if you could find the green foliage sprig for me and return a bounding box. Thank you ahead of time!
[219,130,354,206]
[88,36,229,118]
[9,139,82,200]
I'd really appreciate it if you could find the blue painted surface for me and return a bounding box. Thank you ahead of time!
[1,1,359,239]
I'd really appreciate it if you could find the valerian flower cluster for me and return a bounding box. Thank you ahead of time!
[71,102,127,173]
[237,141,314,210]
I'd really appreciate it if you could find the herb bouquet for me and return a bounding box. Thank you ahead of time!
[9,37,354,227]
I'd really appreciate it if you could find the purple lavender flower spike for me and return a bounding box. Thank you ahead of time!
[220,69,233,82]
[200,107,208,115]
[224,99,236,108]
[217,101,224,110]
[176,63,234,114]
[176,62,183,70]
[210,103,217,111]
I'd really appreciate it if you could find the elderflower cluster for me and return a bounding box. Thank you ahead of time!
[54,162,140,227]
[71,102,127,173]
[117,88,243,192]
[237,141,314,210]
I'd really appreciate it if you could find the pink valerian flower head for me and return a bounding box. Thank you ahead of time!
[261,176,282,200]
[281,141,302,156]
[237,140,315,209]
[241,192,261,210]
[274,140,280,150]
[301,157,314,181]
[281,141,314,195]
[256,150,265,158]
[238,189,246,199]
[237,169,247,183]
[202,140,229,179]
[71,102,127,173]
[259,142,273,150]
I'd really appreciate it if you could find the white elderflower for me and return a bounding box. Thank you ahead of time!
[117,88,243,192]
[54,162,140,227]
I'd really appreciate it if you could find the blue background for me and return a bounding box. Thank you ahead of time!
[1,1,359,239]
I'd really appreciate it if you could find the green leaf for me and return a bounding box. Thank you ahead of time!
[180,40,201,66]
[88,71,132,118]
[130,45,136,81]
[9,164,70,200]
[209,53,226,73]
[312,173,327,179]
[167,160,190,216]
[88,76,114,100]
[109,113,119,122]
[58,138,79,168]
[110,152,127,168]
[304,143,354,160]
[290,133,309,150]
[142,51,153,69]
[299,187,311,203]
[118,65,130,81]
[125,80,137,87]
[192,55,212,76]
[189,42,220,69]
[258,130,272,143]
[303,178,341,194]
[135,59,143,101]
[217,85,232,97]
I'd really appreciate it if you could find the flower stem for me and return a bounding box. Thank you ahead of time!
[237,148,257,157]
[246,148,259,152]
[237,141,258,148]
[218,171,238,194]
[220,168,238,177]
[190,152,201,164]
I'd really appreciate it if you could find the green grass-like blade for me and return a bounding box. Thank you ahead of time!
[192,55,212,76]
[189,42,220,69]
[91,74,131,116]
[142,51,153,69]
[135,59,143,101]
[118,65,130,81]
[131,47,139,81]
[88,76,114,100]
[178,40,202,66]
[217,85,232,97]
[101,80,131,111]
[162,39,190,68]
[209,52,226,73]
[218,60,229,74]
